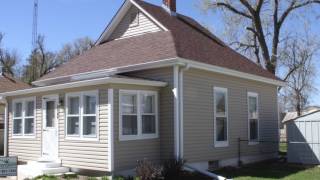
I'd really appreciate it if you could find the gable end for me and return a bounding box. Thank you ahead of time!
[108,6,162,41]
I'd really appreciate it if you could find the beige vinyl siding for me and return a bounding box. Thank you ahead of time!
[112,84,161,171]
[58,89,110,171]
[109,6,162,41]
[8,96,42,161]
[183,69,279,162]
[122,67,175,161]
[7,86,111,171]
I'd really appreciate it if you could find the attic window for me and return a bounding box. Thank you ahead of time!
[129,12,139,27]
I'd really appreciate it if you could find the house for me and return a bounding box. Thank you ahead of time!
[0,72,30,156]
[0,0,284,177]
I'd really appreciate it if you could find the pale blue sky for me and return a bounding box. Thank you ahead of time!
[0,0,319,105]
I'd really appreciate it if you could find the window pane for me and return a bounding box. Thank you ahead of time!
[249,96,258,119]
[250,119,258,140]
[84,95,96,114]
[122,115,137,135]
[67,117,79,135]
[215,91,226,116]
[24,118,34,134]
[122,94,137,114]
[142,95,155,114]
[216,117,227,141]
[83,116,96,136]
[142,115,156,134]
[46,101,55,127]
[26,101,34,117]
[14,102,22,117]
[13,119,22,134]
[68,97,79,115]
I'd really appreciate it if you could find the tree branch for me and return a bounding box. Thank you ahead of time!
[278,0,320,27]
[213,2,252,19]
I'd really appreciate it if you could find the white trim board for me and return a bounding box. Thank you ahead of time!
[1,77,167,97]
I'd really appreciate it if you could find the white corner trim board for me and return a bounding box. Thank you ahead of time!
[108,89,114,172]
[0,77,167,97]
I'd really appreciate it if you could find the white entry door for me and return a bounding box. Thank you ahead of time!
[42,95,59,161]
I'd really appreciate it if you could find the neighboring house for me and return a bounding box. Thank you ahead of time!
[0,73,30,156]
[0,0,284,176]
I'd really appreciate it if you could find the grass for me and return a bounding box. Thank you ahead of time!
[215,160,320,180]
[32,174,58,180]
[279,142,288,155]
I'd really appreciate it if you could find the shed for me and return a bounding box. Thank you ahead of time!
[286,110,320,164]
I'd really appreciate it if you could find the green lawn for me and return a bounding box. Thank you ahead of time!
[215,161,320,180]
[279,142,288,155]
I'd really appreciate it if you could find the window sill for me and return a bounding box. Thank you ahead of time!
[214,141,229,148]
[65,136,99,142]
[12,135,36,139]
[248,141,259,145]
[119,134,159,141]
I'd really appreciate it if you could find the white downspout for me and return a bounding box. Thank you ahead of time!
[173,65,180,159]
[179,64,189,158]
[173,63,189,159]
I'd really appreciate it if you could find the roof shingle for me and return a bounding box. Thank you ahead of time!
[0,74,31,93]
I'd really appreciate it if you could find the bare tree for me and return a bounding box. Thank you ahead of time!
[22,35,58,83]
[56,37,93,64]
[279,36,318,115]
[200,0,320,80]
[0,33,19,76]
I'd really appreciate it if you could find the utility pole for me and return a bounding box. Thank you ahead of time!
[32,0,38,49]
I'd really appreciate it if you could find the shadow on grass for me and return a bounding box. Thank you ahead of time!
[214,160,317,180]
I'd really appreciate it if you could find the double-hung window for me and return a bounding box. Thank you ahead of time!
[66,91,98,139]
[248,92,259,144]
[214,87,228,147]
[13,98,35,137]
[119,90,158,141]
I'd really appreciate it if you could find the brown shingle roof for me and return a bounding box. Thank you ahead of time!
[0,73,31,93]
[135,0,279,81]
[39,0,279,82]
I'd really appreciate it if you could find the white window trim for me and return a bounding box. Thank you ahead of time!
[12,97,36,138]
[119,90,159,141]
[65,90,99,141]
[248,92,259,145]
[213,87,229,148]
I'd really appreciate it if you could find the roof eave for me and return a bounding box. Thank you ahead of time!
[1,76,167,97]
[177,58,285,87]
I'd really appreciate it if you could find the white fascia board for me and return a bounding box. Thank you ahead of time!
[177,58,286,87]
[1,77,167,97]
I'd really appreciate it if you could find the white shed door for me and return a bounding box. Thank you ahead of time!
[42,96,59,161]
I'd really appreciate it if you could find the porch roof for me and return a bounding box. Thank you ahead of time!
[0,75,167,97]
